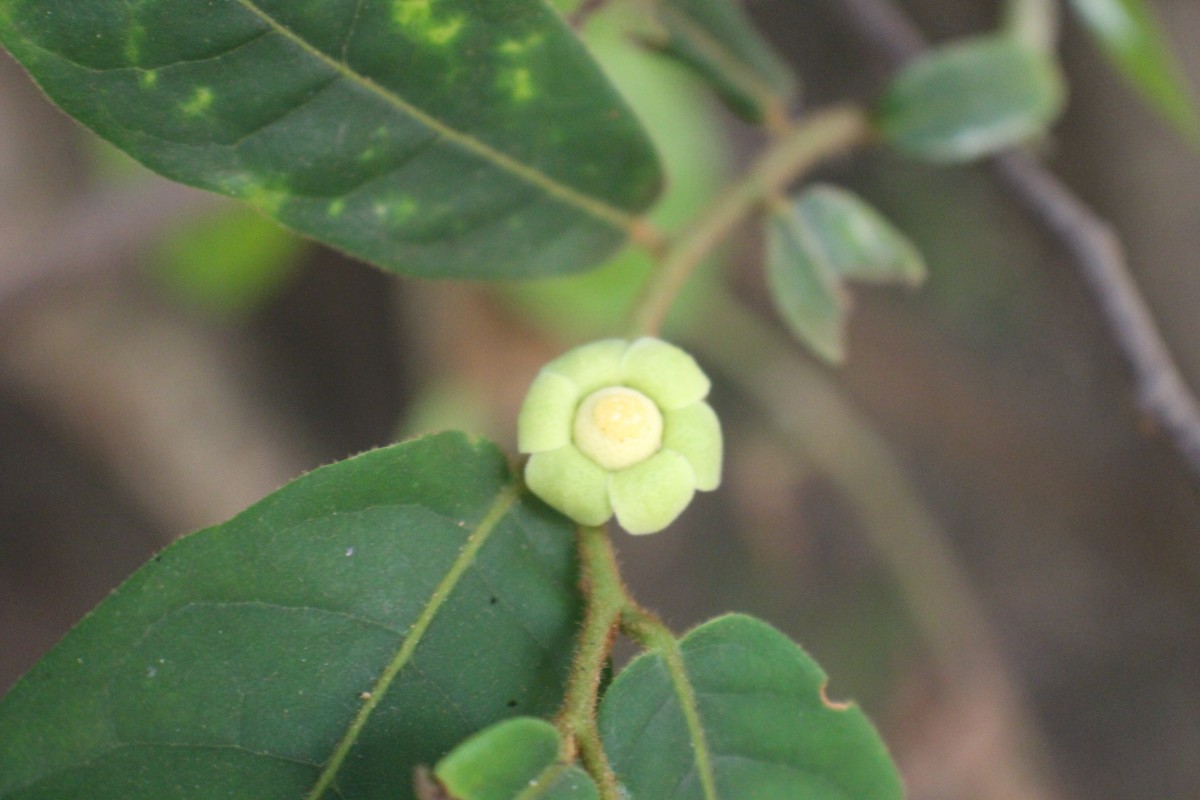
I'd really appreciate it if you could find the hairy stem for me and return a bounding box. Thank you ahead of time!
[627,104,874,337]
[555,525,627,799]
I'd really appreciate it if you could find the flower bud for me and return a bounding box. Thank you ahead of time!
[518,338,722,534]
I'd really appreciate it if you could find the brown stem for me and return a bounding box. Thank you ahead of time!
[831,0,1200,480]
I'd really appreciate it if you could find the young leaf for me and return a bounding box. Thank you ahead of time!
[766,185,926,362]
[1066,0,1200,142]
[793,185,927,286]
[877,35,1066,162]
[0,0,662,279]
[432,718,598,800]
[639,0,796,123]
[598,614,904,799]
[765,200,848,363]
[0,433,582,800]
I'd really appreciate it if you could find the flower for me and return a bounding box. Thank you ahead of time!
[518,338,722,534]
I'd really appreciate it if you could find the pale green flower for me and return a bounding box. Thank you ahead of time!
[518,338,722,534]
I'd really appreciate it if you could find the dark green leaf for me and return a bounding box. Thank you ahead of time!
[877,35,1066,162]
[433,718,598,800]
[766,185,926,362]
[0,433,582,800]
[640,0,796,123]
[0,0,662,279]
[1066,0,1200,142]
[598,614,904,800]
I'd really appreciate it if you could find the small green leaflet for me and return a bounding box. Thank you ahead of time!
[430,718,598,800]
[876,35,1066,162]
[765,185,925,363]
[1066,0,1200,143]
[0,0,663,279]
[639,0,796,123]
[598,614,904,799]
[0,433,583,800]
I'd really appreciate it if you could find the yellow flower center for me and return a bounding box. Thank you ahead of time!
[573,386,663,470]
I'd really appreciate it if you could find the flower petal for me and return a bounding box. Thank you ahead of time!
[609,450,696,535]
[620,337,710,410]
[663,402,722,491]
[543,339,628,395]
[525,446,612,526]
[517,372,580,454]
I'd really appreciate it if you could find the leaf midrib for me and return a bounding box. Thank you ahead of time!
[233,0,638,231]
[659,638,718,800]
[303,483,521,800]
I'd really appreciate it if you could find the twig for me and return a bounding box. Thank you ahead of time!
[830,0,1200,479]
[993,155,1200,472]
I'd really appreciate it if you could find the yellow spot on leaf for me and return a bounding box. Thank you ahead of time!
[498,68,535,103]
[219,173,288,216]
[392,0,464,45]
[426,15,464,45]
[497,33,543,56]
[124,25,145,65]
[180,86,214,117]
[328,199,346,218]
[244,185,287,216]
[391,197,419,223]
[373,196,418,223]
[392,0,432,26]
[139,70,158,89]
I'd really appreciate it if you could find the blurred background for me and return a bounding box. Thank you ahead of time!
[1,1,1198,798]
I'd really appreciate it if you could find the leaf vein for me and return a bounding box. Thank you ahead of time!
[302,482,521,800]
[658,639,719,800]
[227,75,342,147]
[231,0,637,232]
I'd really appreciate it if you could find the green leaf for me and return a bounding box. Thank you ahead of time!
[598,615,904,800]
[792,185,927,286]
[640,0,796,123]
[0,432,583,800]
[0,0,662,279]
[765,184,926,363]
[147,206,304,318]
[1066,0,1200,142]
[432,718,598,800]
[764,198,848,363]
[876,35,1066,162]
